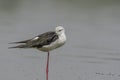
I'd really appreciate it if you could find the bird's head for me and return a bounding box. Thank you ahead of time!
[55,26,65,35]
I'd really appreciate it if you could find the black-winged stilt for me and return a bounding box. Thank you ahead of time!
[9,26,66,80]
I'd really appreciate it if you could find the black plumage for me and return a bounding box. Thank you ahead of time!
[9,31,58,48]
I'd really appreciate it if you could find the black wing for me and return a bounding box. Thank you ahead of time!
[28,31,58,48]
[9,31,58,48]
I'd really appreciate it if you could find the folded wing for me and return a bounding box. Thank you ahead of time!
[9,31,58,48]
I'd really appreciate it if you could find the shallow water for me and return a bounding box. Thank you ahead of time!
[0,0,120,80]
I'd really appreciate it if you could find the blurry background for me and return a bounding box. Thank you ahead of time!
[0,0,120,80]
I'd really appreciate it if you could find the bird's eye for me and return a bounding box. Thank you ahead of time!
[59,30,62,32]
[58,29,63,32]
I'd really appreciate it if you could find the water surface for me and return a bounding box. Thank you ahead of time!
[0,0,120,80]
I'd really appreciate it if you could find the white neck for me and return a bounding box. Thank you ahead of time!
[59,32,66,43]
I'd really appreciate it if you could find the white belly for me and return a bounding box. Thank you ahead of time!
[38,33,66,52]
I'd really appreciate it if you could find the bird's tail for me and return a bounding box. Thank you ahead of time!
[8,39,31,49]
[9,39,29,44]
[8,44,29,49]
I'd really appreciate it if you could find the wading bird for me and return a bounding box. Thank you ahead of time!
[9,26,66,80]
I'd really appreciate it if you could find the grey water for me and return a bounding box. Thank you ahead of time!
[0,0,120,80]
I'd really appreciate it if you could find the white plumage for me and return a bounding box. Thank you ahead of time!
[38,26,66,52]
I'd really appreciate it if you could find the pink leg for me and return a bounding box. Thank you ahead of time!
[46,51,49,80]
